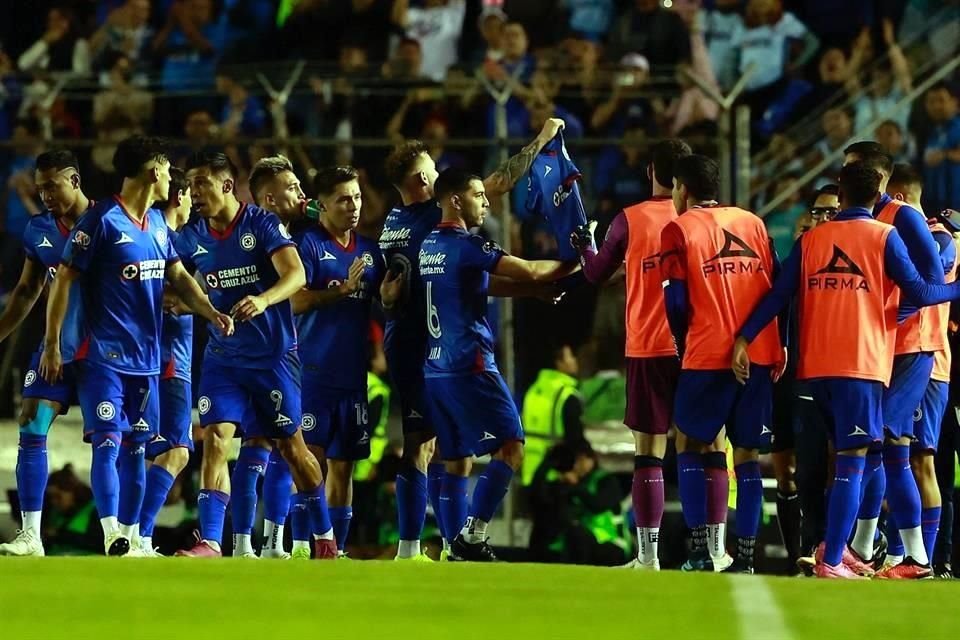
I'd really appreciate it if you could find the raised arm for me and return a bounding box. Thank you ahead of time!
[573,213,628,284]
[483,118,565,197]
[885,230,960,307]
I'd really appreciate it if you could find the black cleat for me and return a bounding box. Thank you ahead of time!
[935,562,954,579]
[722,558,755,574]
[107,536,130,557]
[451,535,499,562]
[681,548,715,572]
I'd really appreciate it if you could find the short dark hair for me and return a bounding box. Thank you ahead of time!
[35,149,79,173]
[888,163,923,191]
[160,166,188,209]
[928,81,956,98]
[113,135,170,179]
[249,155,294,203]
[650,138,692,190]
[385,140,430,187]
[877,119,903,134]
[816,183,839,197]
[184,150,238,180]
[839,161,882,208]
[434,168,482,202]
[843,141,893,175]
[315,166,359,197]
[674,154,720,202]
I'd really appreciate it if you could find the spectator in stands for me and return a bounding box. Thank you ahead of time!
[89,0,153,71]
[789,0,872,49]
[93,52,154,130]
[216,73,268,138]
[876,119,915,165]
[922,82,960,214]
[591,54,656,136]
[763,173,806,259]
[153,0,225,91]
[700,0,744,92]
[554,37,602,131]
[502,0,566,52]
[180,109,219,159]
[421,116,466,173]
[852,19,912,135]
[474,21,536,138]
[0,50,21,142]
[665,14,719,137]
[474,5,506,66]
[350,0,407,62]
[609,0,691,67]
[403,0,467,82]
[592,122,650,217]
[801,45,862,113]
[810,107,852,177]
[18,6,92,74]
[1,119,43,288]
[382,37,425,82]
[563,0,617,43]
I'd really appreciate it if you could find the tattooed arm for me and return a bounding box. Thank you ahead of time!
[483,118,565,198]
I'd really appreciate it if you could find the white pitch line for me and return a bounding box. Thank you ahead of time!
[727,575,793,640]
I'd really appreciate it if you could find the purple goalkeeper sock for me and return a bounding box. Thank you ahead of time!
[922,506,942,561]
[230,446,269,535]
[734,461,763,538]
[290,494,312,541]
[139,465,176,538]
[117,439,146,526]
[704,451,729,526]
[469,460,514,522]
[677,452,707,529]
[90,432,121,519]
[824,455,866,566]
[428,463,445,535]
[263,448,292,525]
[302,485,333,536]
[197,489,229,544]
[440,473,469,539]
[328,506,353,551]
[16,434,48,512]
[857,449,885,519]
[396,464,428,540]
[884,444,922,529]
[887,512,905,556]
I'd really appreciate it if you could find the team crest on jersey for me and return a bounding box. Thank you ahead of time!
[97,401,116,421]
[327,280,342,288]
[24,370,36,387]
[279,223,292,240]
[198,396,211,415]
[155,228,168,248]
[482,240,501,254]
[205,273,219,289]
[301,413,316,431]
[122,263,140,280]
[240,233,257,251]
[72,230,91,248]
[361,251,374,267]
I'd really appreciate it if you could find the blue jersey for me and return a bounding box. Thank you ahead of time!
[419,222,504,378]
[525,131,589,261]
[161,228,193,382]
[61,198,178,375]
[175,203,297,369]
[379,199,442,376]
[296,226,385,391]
[22,210,85,362]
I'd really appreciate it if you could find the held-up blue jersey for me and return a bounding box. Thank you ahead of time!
[175,203,297,369]
[379,199,443,377]
[419,222,505,378]
[525,131,589,261]
[161,228,193,382]
[62,197,178,375]
[22,210,86,362]
[296,226,385,391]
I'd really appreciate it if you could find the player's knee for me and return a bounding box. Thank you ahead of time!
[445,458,471,477]
[494,440,524,471]
[18,402,56,436]
[329,460,353,484]
[911,453,936,483]
[204,430,231,463]
[162,447,191,475]
[733,447,759,466]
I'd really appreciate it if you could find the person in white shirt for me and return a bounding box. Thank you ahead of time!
[732,0,818,93]
[18,6,91,75]
[404,0,467,82]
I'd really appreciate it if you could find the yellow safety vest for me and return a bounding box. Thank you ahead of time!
[521,369,579,485]
[354,372,391,482]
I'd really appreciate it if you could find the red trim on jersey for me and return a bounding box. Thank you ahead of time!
[114,196,149,231]
[75,336,91,361]
[55,217,71,237]
[473,348,485,373]
[437,221,464,230]
[318,223,356,252]
[209,202,247,240]
[160,357,177,380]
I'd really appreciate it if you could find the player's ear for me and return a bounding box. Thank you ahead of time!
[418,171,429,187]
[70,172,81,189]
[222,178,234,194]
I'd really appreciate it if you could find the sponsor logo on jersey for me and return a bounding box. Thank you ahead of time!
[379,225,413,249]
[206,265,260,289]
[275,413,293,428]
[122,263,139,280]
[37,236,53,248]
[848,425,869,437]
[419,249,447,276]
[301,413,316,431]
[240,233,257,251]
[198,396,211,415]
[121,259,165,281]
[132,417,151,432]
[482,240,501,254]
[205,273,219,289]
[279,223,292,240]
[544,164,552,177]
[358,430,370,445]
[115,232,134,245]
[319,249,337,261]
[808,245,870,292]
[97,401,117,421]
[72,230,91,248]
[192,245,208,258]
[479,431,496,442]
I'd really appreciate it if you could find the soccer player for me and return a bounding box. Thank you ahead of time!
[843,142,945,577]
[40,136,232,556]
[174,151,337,559]
[881,164,956,572]
[569,138,692,570]
[135,167,194,556]
[290,165,394,558]
[420,168,577,561]
[0,150,91,556]
[733,161,960,578]
[659,154,783,574]
[382,117,566,560]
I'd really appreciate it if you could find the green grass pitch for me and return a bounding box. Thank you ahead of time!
[2,559,959,638]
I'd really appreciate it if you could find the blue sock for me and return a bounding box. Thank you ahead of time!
[428,462,445,535]
[734,461,763,538]
[396,464,428,541]
[329,506,353,551]
[677,452,707,529]
[290,494,312,541]
[857,450,885,519]
[440,473,469,540]
[887,512,905,556]
[231,446,269,535]
[16,434,48,512]
[922,506,942,562]
[470,460,514,522]
[824,455,866,566]
[197,489,229,544]
[90,433,121,519]
[139,466,175,538]
[302,485,333,536]
[884,444,922,529]
[263,449,292,525]
[117,440,146,527]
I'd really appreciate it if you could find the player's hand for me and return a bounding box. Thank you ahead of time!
[771,347,788,383]
[231,295,269,322]
[380,268,403,308]
[39,346,62,384]
[731,336,750,385]
[340,257,365,297]
[570,220,598,253]
[533,282,565,305]
[539,117,565,142]
[212,312,234,336]
[926,149,945,167]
